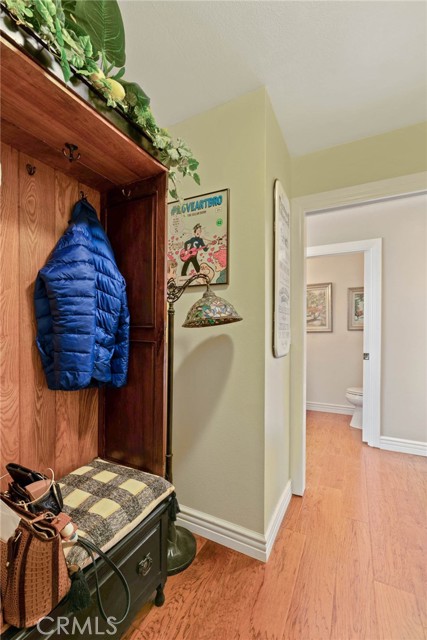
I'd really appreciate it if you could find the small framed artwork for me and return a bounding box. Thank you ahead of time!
[168,189,229,286]
[273,180,291,357]
[348,287,364,330]
[306,283,332,332]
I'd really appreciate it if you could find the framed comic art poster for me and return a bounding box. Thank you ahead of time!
[273,180,291,357]
[168,189,229,286]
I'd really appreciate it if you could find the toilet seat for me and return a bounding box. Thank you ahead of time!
[347,387,363,396]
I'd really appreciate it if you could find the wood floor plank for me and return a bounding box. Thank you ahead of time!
[366,454,424,594]
[400,521,427,629]
[185,549,264,640]
[136,541,238,640]
[331,518,378,640]
[281,495,303,531]
[374,581,426,640]
[319,452,369,523]
[243,528,305,640]
[283,486,344,640]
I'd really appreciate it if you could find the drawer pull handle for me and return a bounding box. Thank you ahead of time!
[137,553,153,577]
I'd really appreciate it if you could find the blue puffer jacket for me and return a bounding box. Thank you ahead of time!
[34,199,130,390]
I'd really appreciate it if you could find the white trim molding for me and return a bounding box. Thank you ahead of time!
[290,173,427,496]
[176,480,292,563]
[306,402,353,415]
[294,172,427,215]
[380,436,427,457]
[176,505,267,562]
[265,480,292,560]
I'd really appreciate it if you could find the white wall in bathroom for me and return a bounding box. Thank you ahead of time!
[306,193,427,443]
[306,253,364,411]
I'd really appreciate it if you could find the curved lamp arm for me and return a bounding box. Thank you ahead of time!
[167,273,210,305]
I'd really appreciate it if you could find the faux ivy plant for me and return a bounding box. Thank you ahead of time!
[3,0,200,197]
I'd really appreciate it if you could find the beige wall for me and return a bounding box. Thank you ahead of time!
[170,88,294,534]
[306,194,427,442]
[306,253,364,408]
[168,89,426,536]
[264,95,292,527]
[292,122,427,197]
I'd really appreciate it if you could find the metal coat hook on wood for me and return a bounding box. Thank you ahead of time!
[62,143,81,163]
[26,163,36,175]
[121,188,132,199]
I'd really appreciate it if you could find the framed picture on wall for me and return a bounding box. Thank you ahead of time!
[167,189,229,286]
[348,287,364,330]
[306,283,332,332]
[273,180,291,357]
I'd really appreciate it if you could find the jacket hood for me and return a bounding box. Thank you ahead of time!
[71,199,99,224]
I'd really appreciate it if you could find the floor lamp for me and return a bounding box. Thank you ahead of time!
[166,273,242,575]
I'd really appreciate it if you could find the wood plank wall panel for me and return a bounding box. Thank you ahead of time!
[18,153,57,471]
[0,148,100,480]
[76,183,100,469]
[0,144,20,488]
[54,171,80,477]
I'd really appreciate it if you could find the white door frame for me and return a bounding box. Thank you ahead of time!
[290,172,427,496]
[306,239,382,448]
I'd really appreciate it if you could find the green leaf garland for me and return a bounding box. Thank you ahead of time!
[3,0,200,197]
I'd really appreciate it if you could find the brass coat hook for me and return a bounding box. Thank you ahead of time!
[62,143,81,163]
[121,188,132,199]
[26,164,36,175]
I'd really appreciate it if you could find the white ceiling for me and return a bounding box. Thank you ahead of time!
[119,1,427,156]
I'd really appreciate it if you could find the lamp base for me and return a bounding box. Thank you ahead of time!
[167,521,197,575]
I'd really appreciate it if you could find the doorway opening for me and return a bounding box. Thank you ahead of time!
[306,238,382,448]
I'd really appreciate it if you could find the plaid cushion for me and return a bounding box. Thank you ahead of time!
[59,459,173,566]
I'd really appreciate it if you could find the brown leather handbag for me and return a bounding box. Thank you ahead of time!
[0,499,71,628]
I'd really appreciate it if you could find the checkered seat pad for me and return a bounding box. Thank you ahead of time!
[58,458,174,567]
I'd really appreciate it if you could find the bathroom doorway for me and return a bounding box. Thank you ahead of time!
[306,251,365,423]
[306,238,382,447]
[290,177,426,497]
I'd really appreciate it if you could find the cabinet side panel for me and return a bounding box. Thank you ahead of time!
[102,175,167,475]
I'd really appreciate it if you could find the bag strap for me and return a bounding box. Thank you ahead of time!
[76,538,131,625]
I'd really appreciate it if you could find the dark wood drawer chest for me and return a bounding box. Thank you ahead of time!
[2,496,172,640]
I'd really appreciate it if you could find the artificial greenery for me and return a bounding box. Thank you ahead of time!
[3,0,200,197]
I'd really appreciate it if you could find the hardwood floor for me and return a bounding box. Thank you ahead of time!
[124,412,427,640]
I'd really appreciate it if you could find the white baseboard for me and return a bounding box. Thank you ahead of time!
[176,480,292,563]
[380,436,427,457]
[265,480,292,560]
[306,401,353,415]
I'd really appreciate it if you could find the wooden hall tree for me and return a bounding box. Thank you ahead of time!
[0,23,168,484]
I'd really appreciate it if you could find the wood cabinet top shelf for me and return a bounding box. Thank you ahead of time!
[0,33,167,190]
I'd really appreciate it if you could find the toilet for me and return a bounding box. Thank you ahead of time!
[345,387,363,428]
